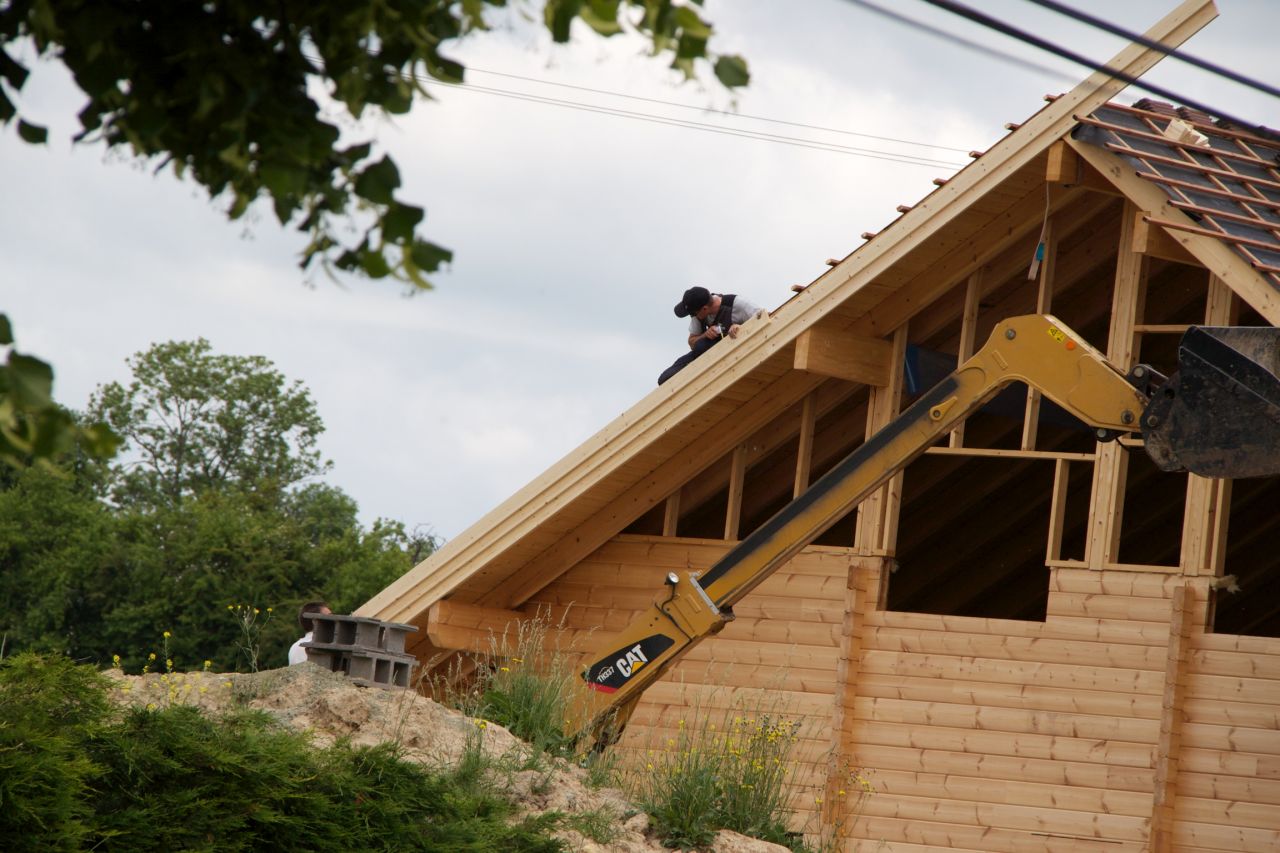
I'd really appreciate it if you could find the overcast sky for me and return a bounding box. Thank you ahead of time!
[2,0,1275,541]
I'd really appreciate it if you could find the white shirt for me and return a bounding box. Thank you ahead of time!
[687,295,764,337]
[288,631,314,665]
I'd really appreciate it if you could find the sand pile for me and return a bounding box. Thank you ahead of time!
[105,664,790,853]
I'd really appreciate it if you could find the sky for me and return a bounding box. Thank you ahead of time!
[2,0,1276,542]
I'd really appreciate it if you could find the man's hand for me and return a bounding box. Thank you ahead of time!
[705,327,723,340]
[727,324,742,339]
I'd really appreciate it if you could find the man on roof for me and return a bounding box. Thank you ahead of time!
[657,286,764,385]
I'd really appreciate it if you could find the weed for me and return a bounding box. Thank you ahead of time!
[437,611,581,761]
[564,804,624,845]
[581,748,620,789]
[227,603,274,672]
[625,692,813,852]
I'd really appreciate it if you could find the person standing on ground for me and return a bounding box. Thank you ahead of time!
[658,286,764,385]
[288,601,332,665]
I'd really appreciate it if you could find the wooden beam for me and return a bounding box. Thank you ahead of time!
[1047,139,1122,194]
[1066,134,1280,324]
[662,489,681,537]
[950,269,983,448]
[426,599,526,653]
[1021,209,1059,450]
[1133,211,1200,265]
[725,444,747,540]
[794,394,816,498]
[855,326,908,554]
[1087,202,1148,569]
[1150,584,1196,852]
[793,326,892,386]
[1180,274,1237,575]
[1046,458,1071,563]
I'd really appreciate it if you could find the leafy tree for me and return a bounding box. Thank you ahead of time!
[2,340,435,670]
[0,313,117,469]
[88,339,328,507]
[0,0,748,287]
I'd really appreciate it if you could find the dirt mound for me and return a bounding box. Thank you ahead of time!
[106,664,790,853]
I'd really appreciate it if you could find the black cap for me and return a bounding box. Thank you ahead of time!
[674,286,711,318]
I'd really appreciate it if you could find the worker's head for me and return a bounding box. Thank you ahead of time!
[298,601,332,633]
[674,286,711,319]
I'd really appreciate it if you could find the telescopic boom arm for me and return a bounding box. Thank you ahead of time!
[565,313,1276,747]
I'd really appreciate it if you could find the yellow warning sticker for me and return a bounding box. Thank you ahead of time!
[1046,327,1066,344]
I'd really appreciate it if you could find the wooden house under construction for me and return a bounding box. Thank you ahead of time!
[361,2,1280,848]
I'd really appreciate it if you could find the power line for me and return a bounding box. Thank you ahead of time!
[842,0,1077,83]
[913,0,1279,142]
[464,65,973,155]
[421,76,967,168]
[1020,0,1280,101]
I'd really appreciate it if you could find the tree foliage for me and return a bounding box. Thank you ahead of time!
[0,0,748,287]
[0,339,436,671]
[0,313,117,468]
[88,339,328,507]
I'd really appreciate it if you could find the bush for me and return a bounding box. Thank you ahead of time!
[0,655,111,852]
[0,654,567,852]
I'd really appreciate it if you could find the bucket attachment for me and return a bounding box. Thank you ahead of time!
[1142,326,1280,479]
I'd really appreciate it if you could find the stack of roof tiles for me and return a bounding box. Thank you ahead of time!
[1077,98,1280,284]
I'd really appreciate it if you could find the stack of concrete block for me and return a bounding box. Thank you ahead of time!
[303,614,418,689]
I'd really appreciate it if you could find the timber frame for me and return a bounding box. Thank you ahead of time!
[363,2,1280,848]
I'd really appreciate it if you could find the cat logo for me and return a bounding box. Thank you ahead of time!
[615,643,650,679]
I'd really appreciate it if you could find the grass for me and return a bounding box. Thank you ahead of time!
[625,697,809,852]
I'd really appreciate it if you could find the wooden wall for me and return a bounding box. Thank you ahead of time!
[524,535,858,828]
[524,534,1280,851]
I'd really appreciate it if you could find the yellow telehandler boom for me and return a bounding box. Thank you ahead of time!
[566,313,1280,747]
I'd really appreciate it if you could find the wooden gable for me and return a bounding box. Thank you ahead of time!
[362,1,1280,847]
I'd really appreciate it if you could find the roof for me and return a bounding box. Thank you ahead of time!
[1076,98,1280,286]
[358,1,1280,656]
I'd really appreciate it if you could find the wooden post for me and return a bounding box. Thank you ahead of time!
[662,489,681,537]
[1045,458,1070,563]
[1150,583,1196,852]
[824,558,885,836]
[1180,275,1238,575]
[724,444,747,541]
[856,326,908,554]
[1022,208,1057,450]
[1087,203,1148,569]
[794,394,816,499]
[950,270,983,448]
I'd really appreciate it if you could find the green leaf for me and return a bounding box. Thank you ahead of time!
[0,48,29,88]
[359,247,391,279]
[673,7,712,39]
[381,203,424,243]
[0,314,12,346]
[7,353,54,409]
[580,0,623,36]
[410,239,453,273]
[0,90,14,123]
[713,55,750,88]
[353,156,400,205]
[17,120,47,144]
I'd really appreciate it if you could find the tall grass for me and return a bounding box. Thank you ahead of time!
[625,694,810,851]
[438,612,582,760]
